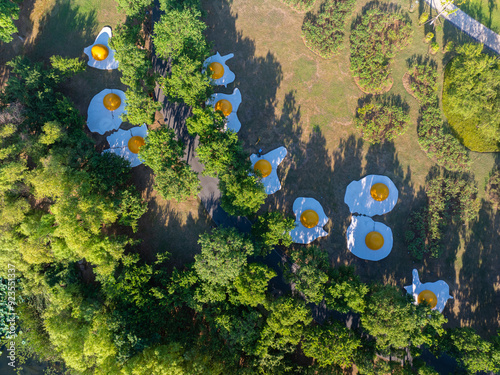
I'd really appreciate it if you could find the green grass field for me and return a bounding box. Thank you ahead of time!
[460,0,500,33]
[202,0,500,336]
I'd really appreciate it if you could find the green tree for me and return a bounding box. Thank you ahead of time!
[0,0,19,43]
[286,246,328,304]
[153,7,209,61]
[251,211,295,255]
[194,228,254,303]
[324,265,369,314]
[229,263,276,307]
[138,127,200,202]
[361,285,446,353]
[219,171,266,217]
[302,321,361,367]
[442,328,500,373]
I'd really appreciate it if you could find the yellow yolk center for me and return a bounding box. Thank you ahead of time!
[103,93,121,111]
[365,231,384,250]
[208,62,224,79]
[91,44,109,61]
[254,159,272,178]
[370,183,390,201]
[300,210,319,229]
[417,290,438,309]
[215,99,232,116]
[128,136,145,154]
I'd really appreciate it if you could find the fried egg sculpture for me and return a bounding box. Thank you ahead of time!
[346,216,393,261]
[344,175,398,216]
[83,27,119,70]
[206,88,242,132]
[103,124,148,168]
[290,197,329,244]
[250,147,287,195]
[87,89,127,134]
[404,269,453,313]
[203,52,235,87]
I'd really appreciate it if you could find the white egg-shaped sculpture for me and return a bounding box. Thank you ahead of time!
[206,88,242,132]
[346,216,393,261]
[404,269,453,313]
[87,89,127,134]
[83,27,119,70]
[103,124,148,167]
[344,174,398,216]
[250,147,287,195]
[290,197,329,244]
[203,52,235,87]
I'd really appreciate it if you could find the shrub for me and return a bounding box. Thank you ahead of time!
[301,0,356,59]
[419,12,429,25]
[115,0,153,18]
[406,170,479,259]
[350,8,413,93]
[424,32,434,43]
[279,0,316,12]
[407,64,471,171]
[430,42,439,54]
[355,101,410,143]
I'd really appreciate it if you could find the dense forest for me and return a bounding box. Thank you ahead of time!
[0,0,500,374]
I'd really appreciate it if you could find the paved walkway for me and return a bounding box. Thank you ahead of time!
[425,0,500,54]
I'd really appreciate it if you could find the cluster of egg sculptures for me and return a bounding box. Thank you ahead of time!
[84,28,148,167]
[344,175,398,261]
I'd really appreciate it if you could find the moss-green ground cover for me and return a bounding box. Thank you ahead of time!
[202,0,500,336]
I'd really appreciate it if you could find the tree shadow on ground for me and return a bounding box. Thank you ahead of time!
[446,155,500,338]
[131,165,213,270]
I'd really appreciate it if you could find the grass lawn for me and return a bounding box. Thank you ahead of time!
[202,0,500,336]
[459,0,500,33]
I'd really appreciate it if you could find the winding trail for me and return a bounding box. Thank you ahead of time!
[425,0,500,54]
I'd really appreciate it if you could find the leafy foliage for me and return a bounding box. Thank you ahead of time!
[350,8,413,93]
[301,0,355,59]
[324,265,369,314]
[407,63,471,171]
[355,100,410,143]
[139,127,200,202]
[405,170,479,259]
[442,43,500,151]
[486,167,500,208]
[0,0,19,43]
[302,321,361,367]
[115,0,153,18]
[251,211,295,255]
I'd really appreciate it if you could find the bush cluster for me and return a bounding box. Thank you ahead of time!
[279,0,317,12]
[407,64,471,171]
[350,8,413,93]
[355,100,410,143]
[301,0,356,59]
[406,170,479,259]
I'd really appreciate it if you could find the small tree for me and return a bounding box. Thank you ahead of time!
[251,211,295,255]
[302,321,361,368]
[230,263,277,307]
[219,171,266,217]
[138,127,200,202]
